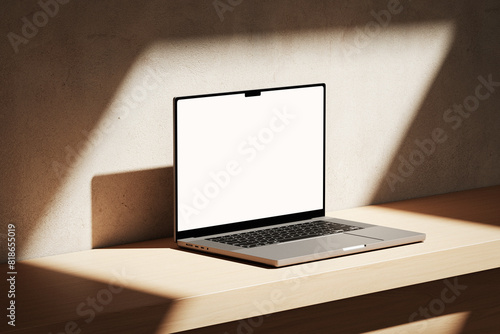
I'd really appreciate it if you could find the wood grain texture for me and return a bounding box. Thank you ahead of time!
[1,186,499,333]
[178,268,500,334]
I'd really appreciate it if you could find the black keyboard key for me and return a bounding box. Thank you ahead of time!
[207,220,364,248]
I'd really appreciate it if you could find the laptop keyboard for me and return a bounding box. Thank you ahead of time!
[207,220,364,248]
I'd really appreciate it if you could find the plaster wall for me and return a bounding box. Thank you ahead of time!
[1,0,499,261]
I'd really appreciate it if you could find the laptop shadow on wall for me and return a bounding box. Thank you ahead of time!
[91,167,174,249]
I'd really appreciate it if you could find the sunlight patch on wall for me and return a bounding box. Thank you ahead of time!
[327,21,456,208]
[24,20,456,258]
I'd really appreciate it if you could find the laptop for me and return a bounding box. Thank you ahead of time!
[173,83,425,267]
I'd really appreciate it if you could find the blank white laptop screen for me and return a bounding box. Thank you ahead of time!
[175,84,324,232]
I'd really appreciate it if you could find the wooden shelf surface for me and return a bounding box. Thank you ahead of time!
[2,186,500,333]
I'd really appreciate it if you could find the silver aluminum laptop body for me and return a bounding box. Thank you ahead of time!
[174,83,425,267]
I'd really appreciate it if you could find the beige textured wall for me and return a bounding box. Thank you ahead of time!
[1,0,499,261]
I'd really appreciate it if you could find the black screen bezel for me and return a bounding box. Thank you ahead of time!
[173,83,326,241]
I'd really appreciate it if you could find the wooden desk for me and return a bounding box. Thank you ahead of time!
[2,186,500,333]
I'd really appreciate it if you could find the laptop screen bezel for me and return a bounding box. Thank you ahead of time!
[173,83,326,241]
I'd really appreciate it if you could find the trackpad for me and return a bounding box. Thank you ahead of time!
[236,233,378,260]
[313,233,379,252]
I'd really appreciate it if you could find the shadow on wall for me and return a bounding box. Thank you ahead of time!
[0,0,499,262]
[92,167,174,249]
[370,0,500,204]
[0,0,341,260]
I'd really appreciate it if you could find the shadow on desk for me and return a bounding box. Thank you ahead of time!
[1,263,173,334]
[108,238,275,269]
[178,268,500,334]
[4,264,499,333]
[378,186,500,227]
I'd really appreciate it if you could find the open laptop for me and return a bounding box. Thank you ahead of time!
[174,83,425,267]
